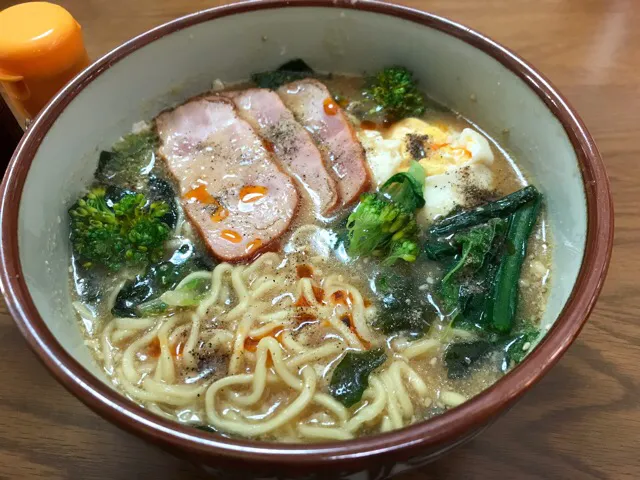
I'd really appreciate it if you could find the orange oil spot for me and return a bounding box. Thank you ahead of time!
[363,298,371,308]
[146,338,161,358]
[340,313,352,328]
[344,314,371,349]
[360,120,381,131]
[240,185,268,203]
[243,327,284,353]
[431,143,449,151]
[330,290,353,306]
[211,207,229,223]
[296,264,314,279]
[332,311,371,349]
[184,184,216,204]
[295,295,311,307]
[312,285,324,303]
[263,139,275,153]
[294,311,317,325]
[221,229,242,243]
[296,284,325,306]
[323,97,338,116]
[245,238,263,254]
[451,147,473,159]
[243,336,260,353]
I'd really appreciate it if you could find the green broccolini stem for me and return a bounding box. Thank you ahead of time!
[428,185,540,237]
[488,194,542,333]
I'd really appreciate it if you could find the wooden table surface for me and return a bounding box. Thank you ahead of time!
[0,0,637,478]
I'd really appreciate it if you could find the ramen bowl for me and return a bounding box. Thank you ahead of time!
[0,1,612,478]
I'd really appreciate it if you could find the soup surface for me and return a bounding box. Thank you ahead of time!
[69,64,551,442]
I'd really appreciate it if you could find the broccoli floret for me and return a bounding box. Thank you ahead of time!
[385,238,420,265]
[363,66,425,121]
[69,187,171,271]
[346,161,425,265]
[346,193,413,256]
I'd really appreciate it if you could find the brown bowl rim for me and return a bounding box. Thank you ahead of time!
[0,0,613,467]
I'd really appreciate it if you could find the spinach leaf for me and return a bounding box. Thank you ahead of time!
[500,327,539,371]
[372,271,432,337]
[330,349,387,407]
[111,242,209,317]
[428,185,540,237]
[442,219,504,283]
[440,218,507,313]
[445,327,540,379]
[423,238,457,261]
[148,175,178,229]
[444,340,493,379]
[375,291,433,337]
[95,130,158,187]
[380,161,426,211]
[488,196,542,333]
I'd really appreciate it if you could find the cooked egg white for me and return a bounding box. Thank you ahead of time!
[357,118,495,224]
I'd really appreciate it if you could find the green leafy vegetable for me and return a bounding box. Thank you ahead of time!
[380,161,426,211]
[159,275,212,307]
[330,349,387,407]
[501,327,539,370]
[111,243,204,317]
[429,185,540,237]
[148,175,179,230]
[442,219,505,284]
[376,293,432,336]
[251,59,315,89]
[69,187,171,271]
[423,239,457,261]
[346,161,425,265]
[439,218,508,313]
[444,340,493,379]
[112,242,208,317]
[363,66,425,121]
[95,130,158,187]
[488,196,542,333]
[444,326,540,379]
[372,271,432,336]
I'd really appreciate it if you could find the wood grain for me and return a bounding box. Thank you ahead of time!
[0,0,638,478]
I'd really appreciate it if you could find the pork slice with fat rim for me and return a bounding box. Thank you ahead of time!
[155,96,298,262]
[224,88,339,214]
[277,79,371,207]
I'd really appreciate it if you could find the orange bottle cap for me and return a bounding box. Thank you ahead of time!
[0,2,89,121]
[0,2,85,80]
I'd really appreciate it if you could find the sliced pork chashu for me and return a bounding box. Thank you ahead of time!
[278,79,371,207]
[156,97,298,262]
[225,88,339,214]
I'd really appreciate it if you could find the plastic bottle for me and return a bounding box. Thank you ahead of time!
[0,2,89,129]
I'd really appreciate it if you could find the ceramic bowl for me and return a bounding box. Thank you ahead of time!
[0,1,613,478]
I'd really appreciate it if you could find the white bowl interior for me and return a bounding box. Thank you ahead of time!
[17,6,586,384]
